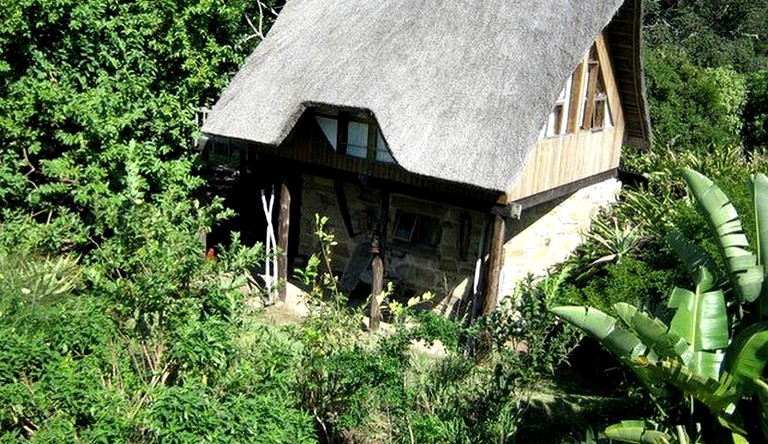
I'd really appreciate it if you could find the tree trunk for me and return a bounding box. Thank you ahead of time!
[370,255,383,332]
[483,212,505,315]
[278,180,291,302]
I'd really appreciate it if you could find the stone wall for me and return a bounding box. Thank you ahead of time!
[298,175,484,310]
[298,175,384,266]
[498,178,621,299]
[298,175,621,316]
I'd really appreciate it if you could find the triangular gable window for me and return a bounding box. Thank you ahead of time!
[314,108,396,164]
[581,46,613,131]
[539,42,614,140]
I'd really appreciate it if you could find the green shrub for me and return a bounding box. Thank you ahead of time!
[560,256,684,316]
[410,310,462,352]
[643,47,748,151]
[479,272,580,390]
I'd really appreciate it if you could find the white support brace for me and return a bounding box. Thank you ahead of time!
[261,186,279,304]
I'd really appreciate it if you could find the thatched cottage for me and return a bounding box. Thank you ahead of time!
[201,0,651,316]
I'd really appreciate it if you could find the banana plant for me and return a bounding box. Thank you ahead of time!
[682,169,767,308]
[550,169,768,443]
[603,420,694,444]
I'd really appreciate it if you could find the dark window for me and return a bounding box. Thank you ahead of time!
[392,211,442,248]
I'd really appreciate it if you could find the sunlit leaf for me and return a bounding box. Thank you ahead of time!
[683,168,762,303]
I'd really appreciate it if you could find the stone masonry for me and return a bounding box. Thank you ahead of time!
[498,178,622,298]
[297,175,620,317]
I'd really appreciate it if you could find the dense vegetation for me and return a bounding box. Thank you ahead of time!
[1,0,768,442]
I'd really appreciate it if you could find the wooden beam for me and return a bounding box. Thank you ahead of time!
[379,190,390,246]
[370,190,389,331]
[277,179,291,302]
[582,58,600,130]
[512,168,617,210]
[490,203,521,219]
[334,181,357,237]
[482,210,506,315]
[370,255,383,331]
[567,60,586,134]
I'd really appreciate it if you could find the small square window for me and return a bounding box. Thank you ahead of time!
[393,212,418,242]
[392,212,442,248]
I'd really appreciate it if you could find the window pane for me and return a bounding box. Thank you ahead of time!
[347,121,368,158]
[393,212,418,242]
[553,104,564,135]
[581,61,600,129]
[594,98,606,129]
[315,116,338,150]
[541,75,571,139]
[375,131,395,163]
[605,99,614,127]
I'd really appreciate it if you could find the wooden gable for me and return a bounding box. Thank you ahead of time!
[507,34,625,202]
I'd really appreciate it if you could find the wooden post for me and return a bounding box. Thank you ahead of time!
[277,180,291,302]
[482,211,506,315]
[370,255,383,332]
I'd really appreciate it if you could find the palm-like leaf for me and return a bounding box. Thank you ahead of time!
[649,358,743,433]
[723,322,768,394]
[682,168,763,303]
[667,267,729,380]
[750,173,768,271]
[755,379,768,441]
[666,231,719,285]
[750,173,768,316]
[614,302,692,365]
[603,420,674,443]
[550,306,662,391]
[549,306,646,359]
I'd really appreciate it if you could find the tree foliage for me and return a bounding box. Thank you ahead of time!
[0,0,270,253]
[644,0,768,73]
[640,0,768,155]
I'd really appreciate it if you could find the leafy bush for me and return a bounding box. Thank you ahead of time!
[410,309,462,352]
[553,169,768,443]
[560,256,684,316]
[478,272,580,390]
[743,70,768,150]
[644,47,748,152]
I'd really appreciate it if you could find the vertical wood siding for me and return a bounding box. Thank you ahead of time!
[506,34,625,201]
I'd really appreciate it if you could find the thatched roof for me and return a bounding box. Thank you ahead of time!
[202,0,650,193]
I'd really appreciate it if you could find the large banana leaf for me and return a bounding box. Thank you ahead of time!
[723,321,768,394]
[667,267,729,380]
[667,231,719,286]
[550,306,664,393]
[750,173,768,316]
[750,173,768,271]
[614,302,692,365]
[683,168,763,304]
[549,306,646,359]
[755,378,768,441]
[649,358,744,433]
[603,420,674,443]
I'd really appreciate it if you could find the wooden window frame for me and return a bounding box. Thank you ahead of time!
[580,45,613,132]
[539,36,615,139]
[391,211,442,249]
[392,212,418,242]
[314,108,395,163]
